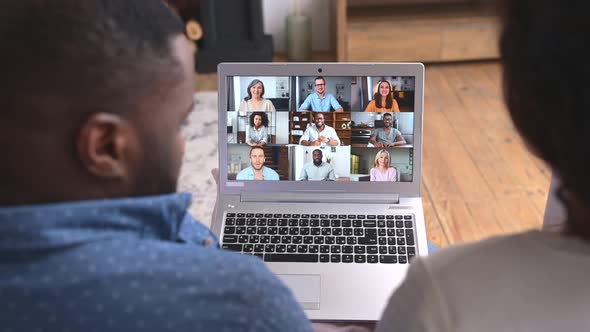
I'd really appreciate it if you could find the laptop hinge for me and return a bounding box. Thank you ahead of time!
[240,192,399,204]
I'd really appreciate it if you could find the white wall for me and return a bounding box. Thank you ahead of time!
[262,0,332,53]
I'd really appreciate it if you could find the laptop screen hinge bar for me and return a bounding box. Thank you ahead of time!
[240,192,399,204]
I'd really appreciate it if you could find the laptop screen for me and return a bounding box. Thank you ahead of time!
[224,75,417,183]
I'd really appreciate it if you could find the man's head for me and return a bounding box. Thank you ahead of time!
[314,113,325,129]
[0,0,195,205]
[314,76,326,95]
[383,113,393,128]
[249,147,266,171]
[312,149,323,166]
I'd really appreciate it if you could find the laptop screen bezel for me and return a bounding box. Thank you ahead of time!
[217,63,424,197]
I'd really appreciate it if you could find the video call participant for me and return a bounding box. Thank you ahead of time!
[236,147,280,181]
[298,76,344,113]
[299,149,336,181]
[299,112,341,147]
[364,80,401,113]
[245,111,269,147]
[370,149,397,182]
[238,79,276,114]
[369,113,406,147]
[0,1,311,331]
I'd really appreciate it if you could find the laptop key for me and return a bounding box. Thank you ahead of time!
[276,245,286,253]
[342,246,353,254]
[222,244,242,252]
[303,236,314,244]
[380,255,397,264]
[367,255,378,263]
[260,236,271,244]
[358,237,377,245]
[263,254,319,263]
[224,226,236,234]
[379,246,388,254]
[367,246,378,254]
[236,218,246,226]
[265,244,275,253]
[354,246,366,254]
[331,245,341,254]
[354,255,366,263]
[225,218,236,225]
[399,255,408,264]
[320,245,330,253]
[363,220,376,227]
[320,254,330,263]
[331,254,341,263]
[297,245,308,253]
[271,236,281,244]
[287,245,297,253]
[243,244,253,252]
[325,237,335,245]
[222,235,237,243]
[405,229,415,245]
[398,246,406,255]
[342,255,354,263]
[336,236,346,244]
[309,245,319,253]
[254,244,265,253]
[238,235,249,243]
[227,213,236,217]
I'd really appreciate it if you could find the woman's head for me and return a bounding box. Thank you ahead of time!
[500,0,590,238]
[374,80,393,109]
[249,111,268,128]
[245,79,265,100]
[374,149,391,168]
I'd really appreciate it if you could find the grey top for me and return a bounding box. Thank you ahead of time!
[299,162,335,181]
[371,127,403,144]
[376,231,590,332]
[246,125,268,144]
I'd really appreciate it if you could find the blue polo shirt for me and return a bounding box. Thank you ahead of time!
[0,193,312,331]
[298,92,343,112]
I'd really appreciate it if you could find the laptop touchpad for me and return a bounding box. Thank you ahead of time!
[279,274,321,310]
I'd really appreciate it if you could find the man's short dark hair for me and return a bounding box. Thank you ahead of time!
[0,0,186,131]
[250,146,265,157]
[383,113,393,119]
[313,149,322,156]
[314,76,326,84]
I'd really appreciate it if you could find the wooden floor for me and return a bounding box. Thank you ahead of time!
[195,61,551,248]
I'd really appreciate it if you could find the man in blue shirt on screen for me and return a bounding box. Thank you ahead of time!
[298,76,344,112]
[236,147,280,180]
[0,1,311,331]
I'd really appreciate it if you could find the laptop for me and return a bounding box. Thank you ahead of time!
[212,63,428,321]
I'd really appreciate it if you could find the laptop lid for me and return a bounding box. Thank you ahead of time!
[217,63,424,199]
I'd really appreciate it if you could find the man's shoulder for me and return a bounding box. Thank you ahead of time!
[237,167,252,176]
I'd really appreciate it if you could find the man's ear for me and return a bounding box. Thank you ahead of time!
[76,113,136,179]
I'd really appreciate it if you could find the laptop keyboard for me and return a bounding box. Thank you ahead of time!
[221,213,417,264]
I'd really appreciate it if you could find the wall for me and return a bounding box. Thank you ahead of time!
[262,0,332,53]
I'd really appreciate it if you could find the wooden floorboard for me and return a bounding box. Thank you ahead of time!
[194,61,551,248]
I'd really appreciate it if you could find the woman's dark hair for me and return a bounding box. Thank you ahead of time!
[244,79,265,101]
[374,80,394,109]
[500,0,590,239]
[249,111,269,128]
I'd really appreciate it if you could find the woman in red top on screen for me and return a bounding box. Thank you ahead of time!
[364,80,400,113]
